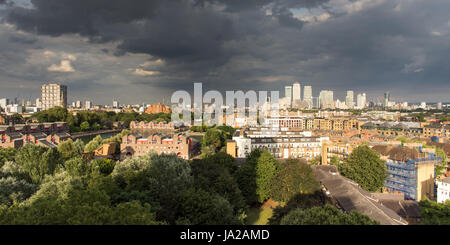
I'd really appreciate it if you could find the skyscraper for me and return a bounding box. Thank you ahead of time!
[284,86,292,107]
[41,83,67,110]
[357,93,366,109]
[303,86,312,109]
[319,90,334,109]
[384,92,390,108]
[85,101,92,110]
[0,98,9,110]
[292,82,301,104]
[35,98,41,108]
[346,90,354,109]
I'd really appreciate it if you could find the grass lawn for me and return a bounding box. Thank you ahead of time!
[245,199,279,225]
[246,207,273,225]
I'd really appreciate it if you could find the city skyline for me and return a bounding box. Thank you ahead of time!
[0,0,449,104]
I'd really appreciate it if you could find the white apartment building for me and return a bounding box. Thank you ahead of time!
[41,83,67,110]
[231,127,328,160]
[436,177,450,203]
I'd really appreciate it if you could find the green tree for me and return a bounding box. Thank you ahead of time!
[0,148,16,168]
[419,199,450,225]
[201,128,226,155]
[91,159,116,175]
[255,151,279,203]
[236,150,279,204]
[339,145,387,192]
[80,121,90,131]
[0,187,163,225]
[178,188,239,225]
[270,159,320,203]
[0,176,38,206]
[146,154,193,223]
[280,205,379,225]
[191,154,246,219]
[269,192,325,225]
[14,144,63,184]
[84,135,103,152]
[57,139,80,159]
[330,156,340,166]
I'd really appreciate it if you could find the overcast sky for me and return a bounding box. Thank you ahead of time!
[0,0,449,105]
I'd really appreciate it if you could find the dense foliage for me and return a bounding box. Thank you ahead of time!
[270,159,320,203]
[34,107,171,132]
[339,145,387,192]
[236,150,279,204]
[280,205,379,225]
[419,199,450,225]
[0,143,384,225]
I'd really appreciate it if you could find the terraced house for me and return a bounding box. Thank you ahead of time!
[0,122,70,149]
[121,133,193,160]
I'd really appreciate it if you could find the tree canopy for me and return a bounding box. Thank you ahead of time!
[339,145,387,192]
[280,205,379,225]
[270,159,320,203]
[419,199,450,225]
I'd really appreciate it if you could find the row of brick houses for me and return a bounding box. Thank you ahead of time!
[120,133,194,160]
[129,121,175,130]
[0,122,70,149]
[264,117,362,131]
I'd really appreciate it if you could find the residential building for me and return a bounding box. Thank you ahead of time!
[1,122,70,149]
[229,127,328,160]
[129,121,175,130]
[41,83,68,110]
[372,145,438,201]
[85,101,92,110]
[144,102,171,114]
[120,133,194,160]
[0,98,9,111]
[436,177,450,203]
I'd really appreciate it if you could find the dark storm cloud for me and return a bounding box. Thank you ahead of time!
[8,34,37,44]
[0,0,449,103]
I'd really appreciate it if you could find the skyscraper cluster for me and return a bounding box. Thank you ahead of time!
[282,82,367,110]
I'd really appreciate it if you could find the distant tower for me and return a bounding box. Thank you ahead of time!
[346,90,354,109]
[284,86,292,107]
[41,83,67,110]
[303,86,312,109]
[319,90,334,109]
[357,93,366,109]
[292,82,301,106]
[384,92,390,108]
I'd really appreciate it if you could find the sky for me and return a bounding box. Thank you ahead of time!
[0,0,449,105]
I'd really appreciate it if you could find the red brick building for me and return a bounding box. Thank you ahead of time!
[144,103,171,114]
